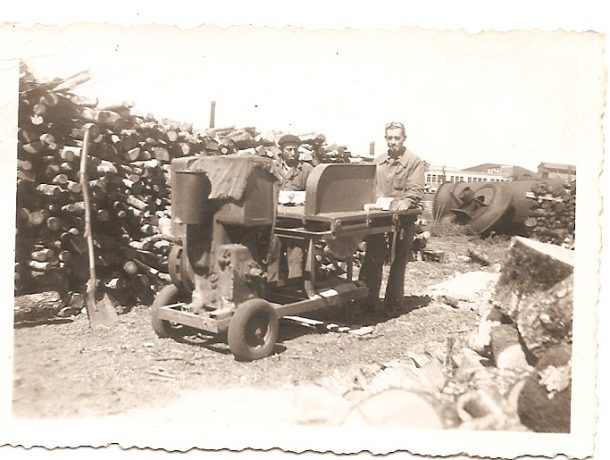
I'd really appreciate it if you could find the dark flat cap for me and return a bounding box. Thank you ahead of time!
[278,134,301,146]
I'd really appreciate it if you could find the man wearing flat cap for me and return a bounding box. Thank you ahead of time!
[267,134,314,283]
[359,121,426,316]
[275,134,314,191]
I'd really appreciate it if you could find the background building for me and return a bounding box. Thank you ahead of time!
[537,162,576,180]
[463,163,536,180]
[424,165,509,192]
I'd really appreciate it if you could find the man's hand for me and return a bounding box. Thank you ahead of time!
[395,198,412,211]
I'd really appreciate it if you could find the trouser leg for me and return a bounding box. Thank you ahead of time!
[384,220,416,307]
[287,243,303,279]
[266,235,282,284]
[358,233,387,308]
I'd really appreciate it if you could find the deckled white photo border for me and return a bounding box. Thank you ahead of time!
[0,2,608,459]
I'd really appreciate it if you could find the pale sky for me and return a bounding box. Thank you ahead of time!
[10,25,605,171]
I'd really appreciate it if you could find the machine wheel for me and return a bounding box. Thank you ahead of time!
[228,299,279,362]
[151,284,193,338]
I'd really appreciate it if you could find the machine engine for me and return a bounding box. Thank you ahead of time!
[168,155,277,312]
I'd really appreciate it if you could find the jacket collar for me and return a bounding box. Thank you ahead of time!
[277,160,303,180]
[376,148,410,167]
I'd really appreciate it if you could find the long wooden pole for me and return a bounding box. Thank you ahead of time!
[80,124,98,315]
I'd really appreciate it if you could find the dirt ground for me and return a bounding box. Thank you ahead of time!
[13,233,511,419]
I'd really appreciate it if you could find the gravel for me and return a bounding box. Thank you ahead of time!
[13,234,510,418]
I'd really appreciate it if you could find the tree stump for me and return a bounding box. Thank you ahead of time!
[494,236,573,320]
[516,275,573,360]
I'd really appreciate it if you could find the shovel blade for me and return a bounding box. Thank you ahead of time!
[86,291,119,327]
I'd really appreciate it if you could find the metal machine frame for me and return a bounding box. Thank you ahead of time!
[152,158,420,361]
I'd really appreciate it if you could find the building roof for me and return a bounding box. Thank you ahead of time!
[538,162,576,172]
[462,163,504,172]
[426,165,505,177]
[427,165,464,173]
[503,165,536,178]
[462,163,535,178]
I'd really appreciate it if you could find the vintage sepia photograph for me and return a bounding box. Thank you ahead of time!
[0,7,606,458]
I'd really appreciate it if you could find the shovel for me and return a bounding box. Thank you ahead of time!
[80,123,118,327]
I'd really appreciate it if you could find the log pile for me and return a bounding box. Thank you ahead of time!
[16,63,193,304]
[254,130,352,164]
[523,180,576,249]
[16,64,353,307]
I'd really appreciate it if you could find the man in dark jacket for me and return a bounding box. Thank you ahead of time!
[359,122,425,316]
[267,134,313,283]
[275,134,313,191]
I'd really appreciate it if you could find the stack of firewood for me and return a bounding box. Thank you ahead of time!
[15,63,191,303]
[252,131,351,164]
[523,180,576,249]
[192,128,351,164]
[15,64,354,303]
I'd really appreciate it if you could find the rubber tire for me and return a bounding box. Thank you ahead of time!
[228,299,279,362]
[151,284,187,338]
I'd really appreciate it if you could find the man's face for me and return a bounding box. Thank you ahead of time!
[385,127,406,155]
[280,142,300,164]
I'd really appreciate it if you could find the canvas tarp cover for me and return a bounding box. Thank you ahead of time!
[179,155,276,200]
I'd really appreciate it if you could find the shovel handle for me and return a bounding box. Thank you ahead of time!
[80,124,97,301]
